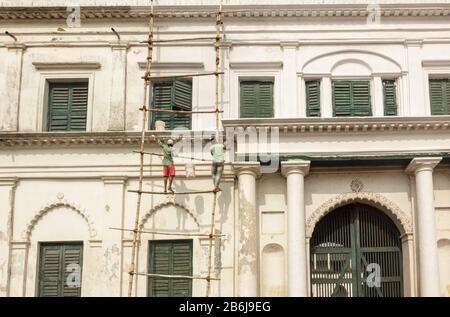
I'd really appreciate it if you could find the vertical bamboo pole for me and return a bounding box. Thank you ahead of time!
[205,3,222,298]
[128,0,155,297]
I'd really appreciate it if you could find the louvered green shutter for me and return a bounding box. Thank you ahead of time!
[383,80,398,116]
[429,79,450,115]
[173,80,192,130]
[333,81,372,117]
[151,80,192,130]
[48,83,88,131]
[240,81,274,118]
[333,81,352,116]
[352,81,372,116]
[38,243,83,297]
[62,245,83,297]
[148,240,192,297]
[306,80,321,117]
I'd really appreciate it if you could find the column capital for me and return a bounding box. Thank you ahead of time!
[5,43,26,51]
[109,42,130,50]
[280,41,299,49]
[0,177,18,187]
[405,157,442,174]
[233,162,261,178]
[281,160,311,177]
[102,176,128,185]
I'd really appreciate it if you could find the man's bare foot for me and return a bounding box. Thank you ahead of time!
[213,187,221,193]
[168,188,175,194]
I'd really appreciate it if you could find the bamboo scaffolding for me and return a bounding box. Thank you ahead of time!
[142,71,224,80]
[110,227,226,238]
[127,0,155,298]
[126,1,225,298]
[133,272,220,281]
[128,189,219,195]
[205,4,223,298]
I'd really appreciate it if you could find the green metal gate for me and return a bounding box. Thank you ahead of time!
[310,203,403,297]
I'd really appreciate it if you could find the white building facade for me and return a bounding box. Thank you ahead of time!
[0,0,450,297]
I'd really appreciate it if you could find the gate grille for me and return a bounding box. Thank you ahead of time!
[310,204,403,297]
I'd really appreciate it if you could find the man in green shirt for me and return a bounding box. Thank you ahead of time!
[152,135,175,194]
[210,137,226,193]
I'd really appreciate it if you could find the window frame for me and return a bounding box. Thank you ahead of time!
[36,241,84,297]
[331,79,373,117]
[147,239,193,297]
[37,72,95,132]
[149,79,193,131]
[239,79,275,119]
[46,81,90,132]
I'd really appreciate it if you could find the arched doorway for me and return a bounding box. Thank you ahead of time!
[310,203,403,297]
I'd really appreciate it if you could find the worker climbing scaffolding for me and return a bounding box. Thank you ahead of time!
[210,136,226,193]
[152,135,175,194]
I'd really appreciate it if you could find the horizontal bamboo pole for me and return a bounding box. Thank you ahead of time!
[148,108,223,114]
[128,189,219,195]
[110,227,225,238]
[132,150,214,162]
[132,271,220,281]
[142,71,224,80]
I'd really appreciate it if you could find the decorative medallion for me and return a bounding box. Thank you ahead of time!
[350,178,364,193]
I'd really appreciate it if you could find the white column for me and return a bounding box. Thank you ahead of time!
[101,177,127,296]
[321,76,332,118]
[108,43,129,131]
[373,76,384,117]
[281,42,299,118]
[1,44,25,131]
[233,162,261,297]
[0,178,17,297]
[281,160,311,297]
[406,157,442,297]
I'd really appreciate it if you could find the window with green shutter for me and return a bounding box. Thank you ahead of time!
[148,240,193,297]
[240,80,274,118]
[429,79,450,115]
[383,80,398,116]
[332,80,372,117]
[151,80,192,130]
[37,242,83,297]
[47,82,88,131]
[305,80,321,117]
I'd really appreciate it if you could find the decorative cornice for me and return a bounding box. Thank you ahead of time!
[422,60,450,68]
[306,191,413,237]
[223,116,450,134]
[0,131,177,148]
[138,61,204,70]
[281,160,311,177]
[230,61,283,70]
[1,5,450,20]
[405,157,443,174]
[32,62,101,70]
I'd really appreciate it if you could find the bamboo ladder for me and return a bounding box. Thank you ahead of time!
[120,0,225,297]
